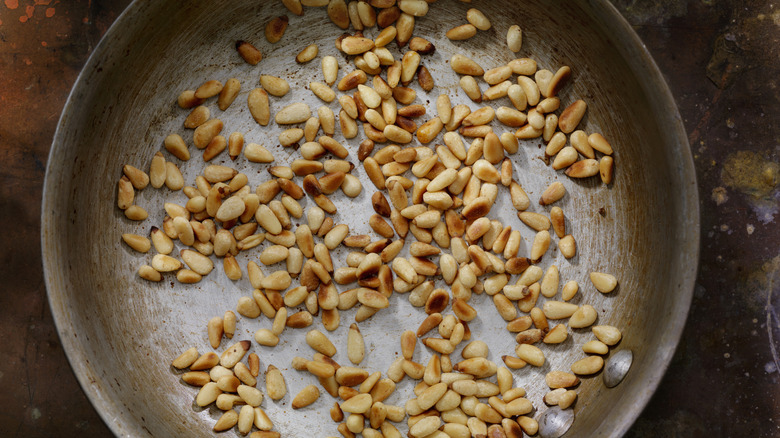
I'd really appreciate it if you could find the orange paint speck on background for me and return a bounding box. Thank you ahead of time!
[41,41,47,47]
[45,7,54,17]
[25,4,33,16]
[5,0,19,10]
[19,15,26,22]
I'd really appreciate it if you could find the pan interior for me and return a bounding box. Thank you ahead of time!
[42,0,698,437]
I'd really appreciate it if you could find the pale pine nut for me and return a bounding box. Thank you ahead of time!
[515,344,544,367]
[592,325,622,345]
[590,272,618,293]
[507,25,522,52]
[319,56,339,86]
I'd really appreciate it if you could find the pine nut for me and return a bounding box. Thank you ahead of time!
[447,23,477,40]
[540,265,559,298]
[588,132,614,155]
[565,158,599,178]
[592,325,622,345]
[247,88,270,126]
[558,99,587,133]
[600,155,614,184]
[539,181,566,205]
[395,12,415,46]
[275,102,311,124]
[291,384,320,409]
[590,272,618,293]
[543,324,568,344]
[569,305,597,328]
[515,344,544,367]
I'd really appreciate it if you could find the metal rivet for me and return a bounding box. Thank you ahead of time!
[604,349,633,388]
[538,406,575,438]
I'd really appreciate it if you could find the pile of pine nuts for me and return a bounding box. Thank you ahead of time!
[117,0,625,436]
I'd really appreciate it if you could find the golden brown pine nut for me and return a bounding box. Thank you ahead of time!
[265,15,288,43]
[460,75,482,102]
[447,23,477,40]
[600,156,614,184]
[558,99,587,133]
[450,54,484,76]
[236,40,262,65]
[588,132,614,154]
[247,88,270,126]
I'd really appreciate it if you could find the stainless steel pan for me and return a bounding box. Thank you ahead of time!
[42,0,699,436]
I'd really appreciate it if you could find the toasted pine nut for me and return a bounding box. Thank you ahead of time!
[214,77,240,111]
[564,158,600,178]
[341,36,375,55]
[540,301,578,321]
[450,54,484,76]
[600,156,614,184]
[542,324,567,344]
[447,23,477,40]
[465,7,491,30]
[495,106,526,128]
[177,89,203,109]
[588,132,614,155]
[539,181,566,206]
[506,25,522,52]
[236,40,262,65]
[193,79,222,100]
[515,344,544,367]
[571,356,605,375]
[306,329,337,357]
[395,12,414,46]
[291,384,320,409]
[184,105,209,129]
[213,410,238,432]
[400,50,421,85]
[265,15,288,43]
[275,102,311,124]
[592,325,623,346]
[568,304,597,329]
[254,328,280,346]
[558,99,587,133]
[247,88,270,126]
[417,117,443,144]
[324,224,349,249]
[583,340,609,355]
[320,55,339,86]
[172,347,199,369]
[552,146,578,170]
[590,272,618,293]
[460,75,482,102]
[296,43,319,63]
[517,76,540,107]
[567,130,592,158]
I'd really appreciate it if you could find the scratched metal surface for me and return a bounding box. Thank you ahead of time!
[1,1,777,438]
[40,0,696,436]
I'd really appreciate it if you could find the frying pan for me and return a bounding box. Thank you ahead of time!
[42,0,699,436]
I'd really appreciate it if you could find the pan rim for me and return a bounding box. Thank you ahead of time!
[41,1,700,437]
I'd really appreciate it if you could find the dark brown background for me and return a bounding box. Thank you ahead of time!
[1,0,778,436]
